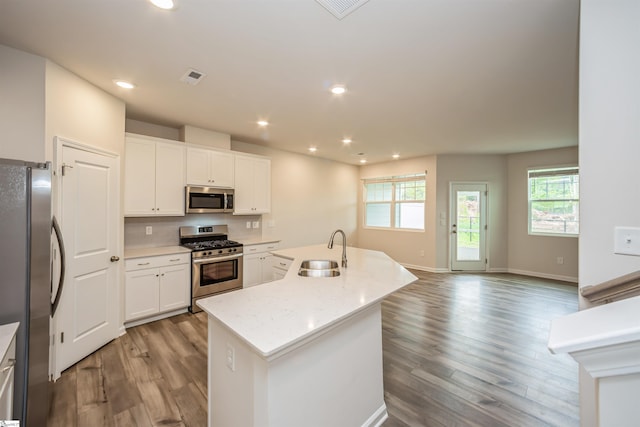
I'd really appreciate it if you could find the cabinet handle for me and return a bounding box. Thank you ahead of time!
[156,274,160,277]
[169,258,181,262]
[279,262,287,267]
[1,359,16,372]
[138,262,151,266]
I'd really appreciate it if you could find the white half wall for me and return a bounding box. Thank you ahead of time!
[579,1,640,425]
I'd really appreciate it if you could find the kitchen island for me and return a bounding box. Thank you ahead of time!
[197,244,417,427]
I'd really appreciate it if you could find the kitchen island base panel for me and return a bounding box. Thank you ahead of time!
[208,303,387,427]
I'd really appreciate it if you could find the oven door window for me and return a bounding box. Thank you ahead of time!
[200,259,238,286]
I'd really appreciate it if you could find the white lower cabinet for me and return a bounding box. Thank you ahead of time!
[272,255,293,280]
[0,324,17,421]
[125,253,191,323]
[243,242,279,287]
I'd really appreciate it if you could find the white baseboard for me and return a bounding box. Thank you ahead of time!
[124,307,189,329]
[488,267,508,273]
[507,268,578,284]
[363,404,388,427]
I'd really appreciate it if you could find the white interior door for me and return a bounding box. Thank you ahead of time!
[450,183,487,271]
[55,141,120,375]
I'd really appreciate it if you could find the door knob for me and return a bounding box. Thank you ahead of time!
[110,256,120,262]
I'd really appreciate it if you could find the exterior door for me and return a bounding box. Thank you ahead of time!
[55,140,120,376]
[451,183,487,271]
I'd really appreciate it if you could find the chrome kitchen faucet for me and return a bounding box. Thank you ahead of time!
[328,229,348,268]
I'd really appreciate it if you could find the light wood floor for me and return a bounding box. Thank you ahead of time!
[48,271,579,426]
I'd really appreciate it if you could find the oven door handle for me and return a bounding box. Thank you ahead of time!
[192,253,243,264]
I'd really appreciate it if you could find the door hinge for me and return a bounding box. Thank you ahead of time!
[485,190,488,196]
[61,332,64,343]
[61,163,74,176]
[485,224,488,230]
[485,258,488,264]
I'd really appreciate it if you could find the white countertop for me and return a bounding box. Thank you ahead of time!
[124,245,192,259]
[0,322,19,359]
[197,244,417,358]
[548,294,640,354]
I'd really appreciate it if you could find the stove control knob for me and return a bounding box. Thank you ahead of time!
[218,250,223,254]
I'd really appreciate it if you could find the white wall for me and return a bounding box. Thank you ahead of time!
[579,1,640,425]
[0,44,46,162]
[358,156,438,270]
[45,60,125,160]
[126,118,180,141]
[232,141,360,249]
[507,147,579,282]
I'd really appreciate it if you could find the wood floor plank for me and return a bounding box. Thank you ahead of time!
[49,271,579,426]
[47,368,77,427]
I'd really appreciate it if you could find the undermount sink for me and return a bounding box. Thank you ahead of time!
[298,259,340,277]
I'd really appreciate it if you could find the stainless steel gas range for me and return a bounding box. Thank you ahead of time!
[179,225,243,313]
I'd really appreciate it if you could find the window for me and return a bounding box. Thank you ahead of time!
[528,167,579,236]
[364,174,425,230]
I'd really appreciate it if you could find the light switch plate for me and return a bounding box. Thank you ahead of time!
[252,221,260,229]
[614,227,640,256]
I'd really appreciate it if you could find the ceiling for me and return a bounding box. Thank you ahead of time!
[0,0,580,165]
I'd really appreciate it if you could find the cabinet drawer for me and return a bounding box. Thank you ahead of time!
[126,253,191,271]
[243,242,279,255]
[272,256,293,271]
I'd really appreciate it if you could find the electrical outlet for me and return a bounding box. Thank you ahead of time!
[246,221,251,229]
[556,257,564,265]
[226,343,235,371]
[145,226,152,235]
[252,221,260,229]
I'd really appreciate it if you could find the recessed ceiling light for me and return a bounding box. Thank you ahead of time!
[392,154,400,159]
[309,147,317,153]
[342,138,352,144]
[257,120,269,127]
[359,159,367,164]
[330,85,346,95]
[150,0,175,10]
[114,80,135,89]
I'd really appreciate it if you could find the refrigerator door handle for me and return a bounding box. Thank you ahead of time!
[51,215,66,317]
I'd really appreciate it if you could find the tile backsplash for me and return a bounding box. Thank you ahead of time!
[125,214,262,248]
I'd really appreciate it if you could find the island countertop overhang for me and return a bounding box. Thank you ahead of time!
[196,244,417,359]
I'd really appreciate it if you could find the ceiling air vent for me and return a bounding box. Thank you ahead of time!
[315,0,370,20]
[180,68,206,85]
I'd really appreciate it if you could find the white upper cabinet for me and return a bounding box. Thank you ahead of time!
[233,154,271,215]
[186,146,234,188]
[124,134,185,216]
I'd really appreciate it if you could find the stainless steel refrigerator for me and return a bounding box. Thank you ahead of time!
[0,158,59,425]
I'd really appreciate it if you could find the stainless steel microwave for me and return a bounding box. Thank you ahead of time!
[185,186,234,213]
